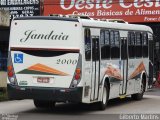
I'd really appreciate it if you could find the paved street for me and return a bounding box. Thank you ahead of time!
[145,87,160,96]
[0,88,160,120]
[1,95,160,114]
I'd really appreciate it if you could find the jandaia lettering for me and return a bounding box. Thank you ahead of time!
[20,30,69,42]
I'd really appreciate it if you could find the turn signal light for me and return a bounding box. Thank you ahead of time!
[8,66,13,72]
[76,68,81,74]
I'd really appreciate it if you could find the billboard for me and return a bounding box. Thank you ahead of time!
[44,0,160,23]
[0,0,41,20]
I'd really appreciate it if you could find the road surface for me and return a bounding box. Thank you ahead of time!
[0,94,160,120]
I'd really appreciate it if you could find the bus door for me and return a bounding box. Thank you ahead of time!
[120,37,128,95]
[90,36,100,101]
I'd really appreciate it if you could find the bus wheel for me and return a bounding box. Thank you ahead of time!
[97,83,109,110]
[131,79,145,100]
[33,100,55,109]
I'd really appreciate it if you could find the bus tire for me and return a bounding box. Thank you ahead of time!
[131,78,145,100]
[33,100,55,109]
[97,83,109,110]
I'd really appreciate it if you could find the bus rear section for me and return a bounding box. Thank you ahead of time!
[7,17,83,103]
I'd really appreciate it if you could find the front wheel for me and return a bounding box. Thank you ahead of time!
[33,100,56,109]
[97,83,109,110]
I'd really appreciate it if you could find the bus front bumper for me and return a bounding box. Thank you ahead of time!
[7,84,83,102]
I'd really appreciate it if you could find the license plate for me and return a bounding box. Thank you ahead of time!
[37,77,50,83]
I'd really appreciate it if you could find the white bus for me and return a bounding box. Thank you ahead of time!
[7,15,153,110]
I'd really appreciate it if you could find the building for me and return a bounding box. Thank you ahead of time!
[0,10,9,71]
[0,10,9,88]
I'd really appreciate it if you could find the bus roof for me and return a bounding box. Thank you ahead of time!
[14,16,153,34]
[14,16,79,22]
[80,19,153,33]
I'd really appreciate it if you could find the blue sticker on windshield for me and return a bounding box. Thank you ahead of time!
[14,53,23,63]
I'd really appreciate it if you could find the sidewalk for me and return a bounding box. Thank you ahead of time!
[145,87,160,96]
[0,71,7,88]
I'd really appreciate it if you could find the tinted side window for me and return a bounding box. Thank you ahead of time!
[142,33,148,57]
[100,30,110,59]
[111,31,120,59]
[85,29,91,61]
[100,30,105,59]
[92,38,100,61]
[105,31,110,59]
[110,31,114,46]
[128,32,135,58]
[135,32,142,58]
[105,31,110,45]
[121,38,127,60]
[100,30,105,46]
